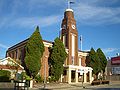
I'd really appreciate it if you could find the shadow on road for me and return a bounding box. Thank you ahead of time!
[38,88,52,90]
[0,88,14,90]
[85,88,120,90]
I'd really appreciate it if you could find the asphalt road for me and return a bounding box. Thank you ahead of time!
[0,81,120,90]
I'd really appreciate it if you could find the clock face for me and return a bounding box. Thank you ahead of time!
[72,24,75,29]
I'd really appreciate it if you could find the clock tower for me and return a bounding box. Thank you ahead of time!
[61,8,78,65]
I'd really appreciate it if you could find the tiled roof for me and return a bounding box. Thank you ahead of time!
[0,65,22,70]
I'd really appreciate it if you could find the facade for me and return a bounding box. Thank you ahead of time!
[6,39,52,80]
[106,56,120,81]
[6,8,93,83]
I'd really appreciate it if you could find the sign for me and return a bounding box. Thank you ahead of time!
[111,56,120,65]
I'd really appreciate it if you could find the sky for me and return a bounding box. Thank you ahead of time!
[0,0,120,59]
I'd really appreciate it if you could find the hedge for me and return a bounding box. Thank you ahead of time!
[0,70,11,82]
[91,80,110,85]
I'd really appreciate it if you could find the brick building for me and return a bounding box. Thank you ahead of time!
[106,56,120,81]
[6,8,93,83]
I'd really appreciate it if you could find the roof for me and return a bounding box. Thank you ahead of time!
[0,57,24,69]
[78,49,90,53]
[0,65,22,70]
[7,38,53,51]
[65,9,73,12]
[111,56,120,65]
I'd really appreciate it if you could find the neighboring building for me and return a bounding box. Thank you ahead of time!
[106,56,120,81]
[0,57,24,79]
[6,39,52,81]
[6,8,93,83]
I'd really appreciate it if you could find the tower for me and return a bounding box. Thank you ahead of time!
[61,8,78,65]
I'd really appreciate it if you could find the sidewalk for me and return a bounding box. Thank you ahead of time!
[30,81,120,90]
[30,82,91,90]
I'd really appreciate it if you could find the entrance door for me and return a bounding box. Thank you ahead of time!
[71,70,75,82]
[87,72,90,82]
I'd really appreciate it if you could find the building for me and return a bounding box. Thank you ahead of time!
[106,56,120,81]
[6,7,93,83]
[0,57,24,79]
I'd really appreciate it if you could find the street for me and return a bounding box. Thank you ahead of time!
[0,81,120,90]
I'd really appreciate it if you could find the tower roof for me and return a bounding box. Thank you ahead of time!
[65,9,73,12]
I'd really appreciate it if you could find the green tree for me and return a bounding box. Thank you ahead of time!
[25,26,44,78]
[87,48,101,77]
[97,48,107,73]
[49,37,67,81]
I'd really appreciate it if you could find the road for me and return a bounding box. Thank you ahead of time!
[0,81,120,90]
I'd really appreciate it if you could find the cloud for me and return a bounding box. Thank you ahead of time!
[28,0,65,6]
[73,1,120,25]
[9,15,61,28]
[0,43,8,49]
[27,0,120,26]
[0,0,120,29]
[0,15,62,30]
[103,48,120,54]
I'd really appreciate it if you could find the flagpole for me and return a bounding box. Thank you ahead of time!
[68,0,70,9]
[80,35,82,51]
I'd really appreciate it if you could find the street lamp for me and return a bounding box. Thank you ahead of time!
[109,72,112,85]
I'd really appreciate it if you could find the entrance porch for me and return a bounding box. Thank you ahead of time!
[61,65,93,84]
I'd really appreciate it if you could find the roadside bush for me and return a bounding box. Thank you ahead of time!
[91,81,100,85]
[101,80,109,84]
[21,72,31,81]
[35,75,43,83]
[91,80,109,85]
[48,76,56,82]
[0,70,11,82]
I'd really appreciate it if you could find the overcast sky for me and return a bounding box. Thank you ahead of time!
[0,0,120,58]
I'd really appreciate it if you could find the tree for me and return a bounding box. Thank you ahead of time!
[97,48,107,73]
[25,26,44,78]
[49,37,67,81]
[87,48,101,77]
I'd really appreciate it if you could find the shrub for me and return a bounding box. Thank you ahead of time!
[91,81,100,85]
[21,72,31,81]
[35,75,43,83]
[48,76,56,82]
[101,80,109,84]
[0,70,11,82]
